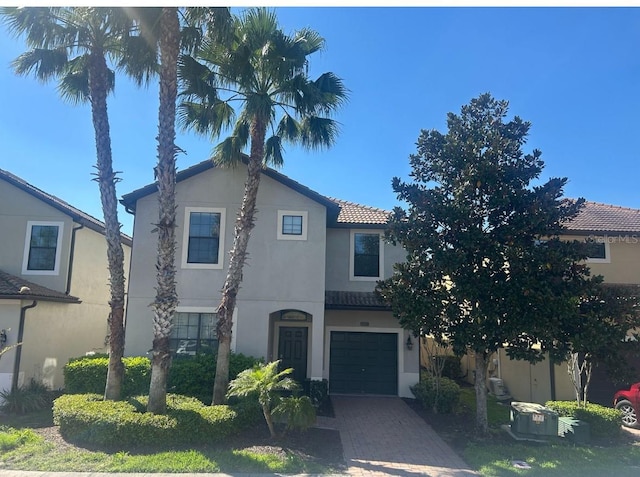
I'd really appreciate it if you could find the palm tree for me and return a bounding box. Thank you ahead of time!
[1,7,155,401]
[227,360,298,437]
[130,7,231,414]
[178,7,347,404]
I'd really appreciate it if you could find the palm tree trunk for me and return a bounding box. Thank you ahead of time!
[263,403,277,438]
[212,118,267,405]
[87,48,126,402]
[148,6,180,414]
[474,352,489,434]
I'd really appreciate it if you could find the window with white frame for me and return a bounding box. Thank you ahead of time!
[22,221,64,275]
[277,210,308,240]
[170,312,218,356]
[350,230,384,280]
[181,207,226,269]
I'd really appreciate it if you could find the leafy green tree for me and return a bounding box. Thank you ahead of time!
[227,360,298,437]
[377,93,598,433]
[2,7,154,401]
[568,282,640,406]
[178,7,347,404]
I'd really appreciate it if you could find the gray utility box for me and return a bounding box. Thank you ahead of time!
[558,416,590,444]
[510,402,559,436]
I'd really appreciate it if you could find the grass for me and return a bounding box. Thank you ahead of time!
[0,405,340,474]
[413,386,640,477]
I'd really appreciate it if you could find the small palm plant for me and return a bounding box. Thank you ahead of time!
[227,360,298,437]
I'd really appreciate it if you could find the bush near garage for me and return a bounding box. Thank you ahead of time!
[53,393,261,448]
[545,400,622,438]
[64,353,262,402]
[411,374,461,414]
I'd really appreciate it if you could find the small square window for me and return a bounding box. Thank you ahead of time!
[282,215,303,235]
[350,230,384,281]
[277,210,308,241]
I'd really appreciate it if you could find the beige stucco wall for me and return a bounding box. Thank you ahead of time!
[324,309,419,397]
[0,177,131,390]
[17,227,131,389]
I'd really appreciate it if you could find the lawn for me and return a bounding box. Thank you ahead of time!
[0,407,345,474]
[408,386,640,477]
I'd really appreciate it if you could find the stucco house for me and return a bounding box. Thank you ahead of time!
[121,159,419,397]
[0,168,131,392]
[468,201,640,405]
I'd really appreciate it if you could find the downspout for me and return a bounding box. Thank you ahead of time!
[12,300,38,391]
[66,222,84,295]
[549,354,557,401]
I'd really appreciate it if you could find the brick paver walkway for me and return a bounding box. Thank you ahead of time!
[317,395,479,477]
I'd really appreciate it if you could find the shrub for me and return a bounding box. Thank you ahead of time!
[52,393,259,448]
[168,353,263,404]
[273,395,316,433]
[64,356,151,396]
[0,379,54,414]
[411,374,461,414]
[0,426,42,451]
[308,379,329,408]
[545,400,622,438]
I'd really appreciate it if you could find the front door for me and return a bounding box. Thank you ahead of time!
[278,327,308,384]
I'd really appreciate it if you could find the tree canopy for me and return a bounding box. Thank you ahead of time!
[377,93,599,432]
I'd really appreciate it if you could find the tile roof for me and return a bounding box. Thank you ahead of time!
[0,269,80,303]
[325,290,390,310]
[565,201,640,233]
[328,198,390,226]
[0,168,132,246]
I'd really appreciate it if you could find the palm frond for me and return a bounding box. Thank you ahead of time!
[12,47,68,82]
[299,116,341,150]
[214,133,247,166]
[264,135,284,168]
[118,33,157,85]
[178,54,219,101]
[57,54,90,103]
[178,99,235,138]
[275,113,301,142]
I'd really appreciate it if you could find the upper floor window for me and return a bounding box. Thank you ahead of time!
[277,210,308,241]
[585,238,610,263]
[181,207,226,269]
[22,221,64,275]
[350,230,384,281]
[170,311,218,356]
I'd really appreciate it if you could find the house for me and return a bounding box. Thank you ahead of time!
[466,201,640,404]
[121,159,419,397]
[0,168,132,392]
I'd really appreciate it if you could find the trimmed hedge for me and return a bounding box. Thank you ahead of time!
[545,400,622,438]
[411,374,461,413]
[53,393,261,448]
[64,356,150,396]
[64,353,262,402]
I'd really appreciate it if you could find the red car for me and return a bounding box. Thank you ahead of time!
[614,383,640,428]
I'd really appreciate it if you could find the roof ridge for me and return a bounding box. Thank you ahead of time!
[582,200,640,212]
[0,168,132,243]
[327,196,391,214]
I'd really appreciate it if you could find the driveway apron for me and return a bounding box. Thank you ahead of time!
[319,395,478,477]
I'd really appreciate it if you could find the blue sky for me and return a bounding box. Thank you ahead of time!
[1,7,639,236]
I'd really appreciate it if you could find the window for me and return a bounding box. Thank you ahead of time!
[585,238,610,263]
[181,207,226,269]
[22,221,63,275]
[277,210,308,240]
[350,230,384,280]
[170,312,218,356]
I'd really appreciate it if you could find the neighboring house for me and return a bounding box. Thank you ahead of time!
[0,169,132,391]
[468,201,640,404]
[121,159,419,397]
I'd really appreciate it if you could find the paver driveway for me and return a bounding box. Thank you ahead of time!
[318,395,479,477]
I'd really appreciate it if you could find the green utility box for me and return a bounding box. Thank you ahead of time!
[510,402,559,437]
[558,416,590,444]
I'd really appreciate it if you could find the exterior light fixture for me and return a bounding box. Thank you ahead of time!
[406,336,413,350]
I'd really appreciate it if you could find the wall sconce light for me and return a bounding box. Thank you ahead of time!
[406,336,413,350]
[0,330,7,348]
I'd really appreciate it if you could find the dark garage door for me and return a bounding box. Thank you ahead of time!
[329,331,398,395]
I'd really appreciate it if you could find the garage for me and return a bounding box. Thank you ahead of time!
[329,331,398,395]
